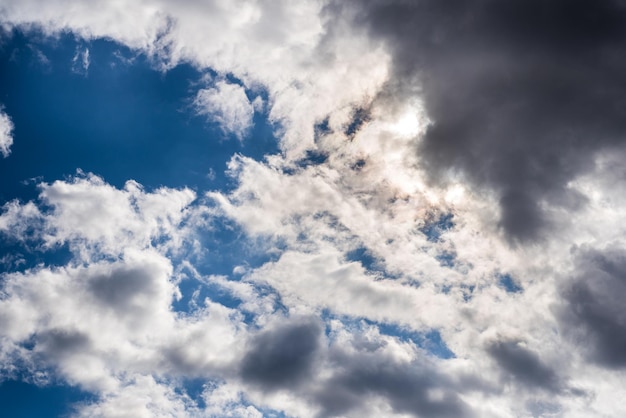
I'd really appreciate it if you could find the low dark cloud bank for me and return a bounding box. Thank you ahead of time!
[346,0,626,241]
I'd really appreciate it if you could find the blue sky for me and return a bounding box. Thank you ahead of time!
[0,31,279,199]
[1,1,626,417]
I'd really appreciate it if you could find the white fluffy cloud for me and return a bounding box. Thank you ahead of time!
[23,173,197,260]
[0,107,14,158]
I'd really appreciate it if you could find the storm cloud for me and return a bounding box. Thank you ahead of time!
[351,0,626,241]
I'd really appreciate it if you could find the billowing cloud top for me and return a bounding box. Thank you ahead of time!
[1,1,626,417]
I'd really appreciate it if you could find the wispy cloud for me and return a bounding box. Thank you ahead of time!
[71,46,89,75]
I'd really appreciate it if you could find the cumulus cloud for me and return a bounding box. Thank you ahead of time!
[0,173,490,417]
[0,176,250,413]
[32,173,196,259]
[74,375,198,418]
[0,107,14,158]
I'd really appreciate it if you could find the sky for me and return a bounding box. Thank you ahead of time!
[1,1,626,417]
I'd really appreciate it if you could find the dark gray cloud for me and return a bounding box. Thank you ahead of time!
[88,265,160,311]
[314,349,474,418]
[558,245,626,368]
[35,328,91,362]
[240,318,476,417]
[240,317,323,390]
[486,339,562,393]
[346,0,626,241]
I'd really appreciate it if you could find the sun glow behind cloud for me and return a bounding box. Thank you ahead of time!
[390,110,422,139]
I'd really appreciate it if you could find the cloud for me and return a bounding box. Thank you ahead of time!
[0,200,43,241]
[234,318,481,418]
[31,172,196,259]
[351,0,626,242]
[0,162,588,416]
[0,107,14,158]
[0,176,257,415]
[316,348,474,418]
[194,80,255,140]
[2,2,626,417]
[86,260,174,322]
[202,382,264,418]
[73,375,198,418]
[240,317,322,390]
[486,339,562,393]
[71,46,89,74]
[558,245,626,368]
[0,249,178,390]
[246,249,455,331]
